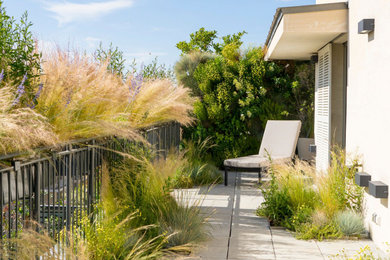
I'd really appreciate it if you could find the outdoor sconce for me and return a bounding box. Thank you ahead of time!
[355,172,371,187]
[308,144,316,154]
[310,55,318,64]
[368,181,388,199]
[358,19,375,34]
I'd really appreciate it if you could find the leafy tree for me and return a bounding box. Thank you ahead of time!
[131,57,174,81]
[176,28,218,54]
[94,42,127,77]
[176,27,246,55]
[95,43,174,81]
[0,1,41,104]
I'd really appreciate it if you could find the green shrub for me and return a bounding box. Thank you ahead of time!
[82,210,165,259]
[169,138,222,188]
[175,51,214,97]
[257,170,293,226]
[334,210,365,237]
[0,2,41,103]
[82,170,166,259]
[296,222,342,241]
[287,204,313,231]
[177,28,315,167]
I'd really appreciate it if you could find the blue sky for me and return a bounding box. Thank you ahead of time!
[3,0,315,68]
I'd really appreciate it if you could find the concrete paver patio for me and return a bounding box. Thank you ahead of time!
[174,171,386,260]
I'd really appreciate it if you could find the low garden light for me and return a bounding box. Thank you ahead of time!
[358,19,375,34]
[368,180,388,199]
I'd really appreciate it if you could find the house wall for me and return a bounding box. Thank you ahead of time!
[346,0,390,249]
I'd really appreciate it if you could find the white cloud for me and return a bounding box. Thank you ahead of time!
[85,36,102,48]
[44,0,134,25]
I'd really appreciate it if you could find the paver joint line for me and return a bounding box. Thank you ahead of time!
[315,240,326,260]
[269,222,276,260]
[226,171,237,260]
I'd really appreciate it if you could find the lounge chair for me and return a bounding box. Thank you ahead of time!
[223,120,301,186]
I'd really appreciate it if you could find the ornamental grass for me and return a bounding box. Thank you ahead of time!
[127,78,194,128]
[34,49,194,142]
[257,148,365,240]
[36,49,138,141]
[0,87,58,154]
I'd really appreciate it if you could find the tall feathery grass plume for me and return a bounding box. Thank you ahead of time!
[127,78,195,128]
[0,86,58,154]
[36,49,195,141]
[36,49,138,141]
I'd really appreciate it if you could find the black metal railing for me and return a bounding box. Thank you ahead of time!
[0,121,181,240]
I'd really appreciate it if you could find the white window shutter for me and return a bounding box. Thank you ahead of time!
[315,44,332,171]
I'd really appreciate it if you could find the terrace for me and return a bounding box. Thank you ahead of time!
[1,0,389,259]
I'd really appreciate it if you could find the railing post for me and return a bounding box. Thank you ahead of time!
[34,162,41,228]
[12,161,21,237]
[89,140,96,209]
[66,146,72,231]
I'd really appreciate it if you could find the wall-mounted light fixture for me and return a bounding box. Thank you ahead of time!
[308,144,316,153]
[355,172,371,187]
[310,55,318,64]
[358,19,375,34]
[369,181,388,199]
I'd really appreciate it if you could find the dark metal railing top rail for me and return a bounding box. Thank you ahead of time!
[0,121,181,240]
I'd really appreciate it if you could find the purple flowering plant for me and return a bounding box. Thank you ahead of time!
[29,83,43,109]
[129,72,143,103]
[0,69,4,83]
[12,73,27,106]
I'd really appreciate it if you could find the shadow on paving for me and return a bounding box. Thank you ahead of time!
[173,171,385,260]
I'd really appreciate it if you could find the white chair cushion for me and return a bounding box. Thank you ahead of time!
[258,120,301,158]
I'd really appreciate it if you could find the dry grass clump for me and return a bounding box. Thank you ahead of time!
[0,226,88,259]
[36,49,138,141]
[128,79,194,128]
[35,49,194,143]
[0,87,58,154]
[258,148,365,240]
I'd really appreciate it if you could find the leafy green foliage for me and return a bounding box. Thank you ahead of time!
[176,28,314,166]
[176,27,246,55]
[0,2,41,103]
[176,28,218,54]
[95,43,174,81]
[296,222,342,241]
[185,46,290,166]
[257,169,293,226]
[94,42,127,77]
[174,51,214,97]
[132,57,175,81]
[82,166,166,259]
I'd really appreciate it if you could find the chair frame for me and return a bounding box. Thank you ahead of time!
[224,166,264,186]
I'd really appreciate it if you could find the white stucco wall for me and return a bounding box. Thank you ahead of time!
[346,0,390,250]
